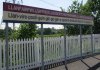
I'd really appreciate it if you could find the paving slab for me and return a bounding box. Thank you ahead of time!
[95,55,100,59]
[49,55,100,70]
[82,57,100,67]
[97,67,100,70]
[67,60,89,70]
[49,61,89,70]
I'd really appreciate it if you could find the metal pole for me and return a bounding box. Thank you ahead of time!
[90,26,94,55]
[13,0,15,30]
[5,22,9,70]
[41,24,44,70]
[79,25,82,59]
[64,25,68,70]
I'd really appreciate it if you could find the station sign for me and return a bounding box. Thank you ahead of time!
[3,2,93,25]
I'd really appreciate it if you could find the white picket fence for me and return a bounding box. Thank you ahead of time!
[0,34,100,70]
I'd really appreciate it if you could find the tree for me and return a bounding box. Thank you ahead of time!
[68,0,82,13]
[80,1,91,16]
[57,29,64,35]
[37,28,55,35]
[43,28,52,35]
[14,23,37,39]
[79,0,100,34]
[0,27,13,39]
[66,0,91,35]
[0,29,5,39]
[88,0,100,34]
[66,0,82,35]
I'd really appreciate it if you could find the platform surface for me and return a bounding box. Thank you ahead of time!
[49,55,100,70]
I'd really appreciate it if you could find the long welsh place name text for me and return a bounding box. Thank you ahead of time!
[7,12,92,24]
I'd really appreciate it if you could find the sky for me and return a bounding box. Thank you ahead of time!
[0,0,87,29]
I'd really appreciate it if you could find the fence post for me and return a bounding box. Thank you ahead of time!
[41,24,44,70]
[90,26,94,55]
[0,40,1,69]
[79,25,82,59]
[5,22,9,70]
[64,25,68,70]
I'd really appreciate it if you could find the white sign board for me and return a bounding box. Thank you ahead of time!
[3,2,94,25]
